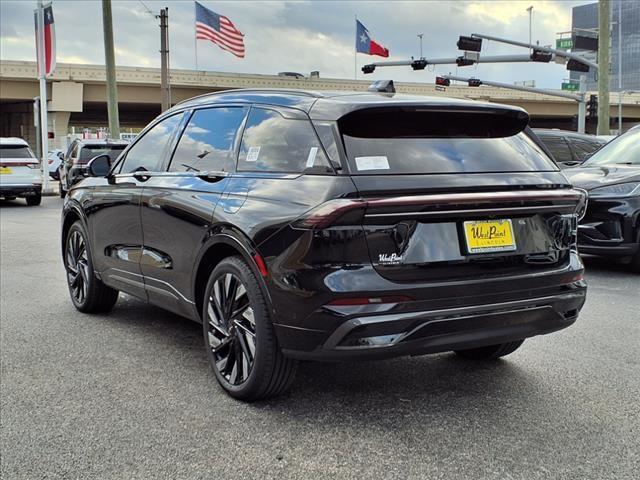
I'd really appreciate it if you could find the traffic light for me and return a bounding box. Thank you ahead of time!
[456,56,474,67]
[435,76,450,87]
[457,36,482,52]
[411,59,428,70]
[567,59,590,72]
[468,78,482,87]
[587,94,598,119]
[362,64,376,74]
[530,50,553,62]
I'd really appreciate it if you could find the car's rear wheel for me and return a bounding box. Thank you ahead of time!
[65,221,119,313]
[203,256,297,401]
[26,194,41,206]
[454,340,524,360]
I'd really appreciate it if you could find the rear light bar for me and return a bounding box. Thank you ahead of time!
[293,190,588,230]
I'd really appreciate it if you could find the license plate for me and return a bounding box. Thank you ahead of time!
[463,219,516,254]
[0,167,12,174]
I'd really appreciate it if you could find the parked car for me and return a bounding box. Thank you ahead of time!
[0,137,42,206]
[533,129,607,168]
[565,125,640,271]
[47,149,64,180]
[61,89,588,400]
[59,138,128,197]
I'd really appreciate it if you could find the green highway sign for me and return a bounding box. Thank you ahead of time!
[562,82,580,92]
[556,38,573,50]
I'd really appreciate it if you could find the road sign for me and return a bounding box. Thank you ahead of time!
[562,82,580,91]
[556,38,573,50]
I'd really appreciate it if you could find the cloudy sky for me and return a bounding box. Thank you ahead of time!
[0,0,589,88]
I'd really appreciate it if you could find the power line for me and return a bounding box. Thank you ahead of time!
[138,0,155,17]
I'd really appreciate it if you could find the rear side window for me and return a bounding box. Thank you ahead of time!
[78,145,126,164]
[119,114,182,173]
[170,107,247,172]
[0,145,34,159]
[539,136,573,164]
[339,108,557,174]
[238,108,331,173]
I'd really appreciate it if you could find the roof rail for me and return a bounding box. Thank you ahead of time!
[176,88,322,106]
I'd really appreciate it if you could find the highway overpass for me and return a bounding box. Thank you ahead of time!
[1,59,639,150]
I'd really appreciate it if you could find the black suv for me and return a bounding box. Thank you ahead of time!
[61,89,588,400]
[59,138,128,197]
[533,129,606,168]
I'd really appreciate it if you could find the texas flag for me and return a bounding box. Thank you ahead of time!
[34,3,56,77]
[356,20,389,57]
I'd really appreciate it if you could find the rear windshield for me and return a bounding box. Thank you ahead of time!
[339,108,557,174]
[0,145,35,159]
[79,145,126,163]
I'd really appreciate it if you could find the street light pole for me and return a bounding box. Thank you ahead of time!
[417,33,424,58]
[102,0,120,138]
[527,6,533,55]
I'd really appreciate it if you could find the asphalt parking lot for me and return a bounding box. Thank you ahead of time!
[1,196,639,480]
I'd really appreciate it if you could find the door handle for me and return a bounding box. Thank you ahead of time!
[133,173,150,181]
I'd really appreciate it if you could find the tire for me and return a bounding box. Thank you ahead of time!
[26,194,41,206]
[203,256,297,401]
[64,221,119,313]
[454,340,524,360]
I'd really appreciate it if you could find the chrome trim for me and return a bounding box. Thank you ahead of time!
[109,268,194,304]
[323,291,585,349]
[365,204,578,219]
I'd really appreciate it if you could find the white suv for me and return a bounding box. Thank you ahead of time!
[0,138,43,206]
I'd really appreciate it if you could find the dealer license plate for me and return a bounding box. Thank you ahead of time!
[463,219,517,254]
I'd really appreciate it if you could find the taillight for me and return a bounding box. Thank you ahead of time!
[292,199,366,229]
[27,164,40,169]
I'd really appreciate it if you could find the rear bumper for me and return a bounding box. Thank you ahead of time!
[0,184,42,197]
[279,290,585,361]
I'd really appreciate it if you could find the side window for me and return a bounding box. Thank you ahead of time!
[169,107,247,172]
[119,114,182,173]
[540,136,573,163]
[238,108,331,173]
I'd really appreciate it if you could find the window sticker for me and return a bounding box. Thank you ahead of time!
[246,146,261,162]
[355,156,390,171]
[306,147,319,168]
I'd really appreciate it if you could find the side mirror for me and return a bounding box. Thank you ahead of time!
[86,154,112,177]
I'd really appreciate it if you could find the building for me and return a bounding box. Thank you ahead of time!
[570,1,640,91]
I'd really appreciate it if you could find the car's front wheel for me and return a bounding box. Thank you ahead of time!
[65,221,119,313]
[203,256,297,401]
[454,340,524,360]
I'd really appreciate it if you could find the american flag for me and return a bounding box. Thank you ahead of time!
[195,2,245,58]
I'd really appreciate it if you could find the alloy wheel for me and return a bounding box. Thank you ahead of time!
[206,273,256,385]
[66,230,89,304]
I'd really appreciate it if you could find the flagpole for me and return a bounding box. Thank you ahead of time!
[36,0,49,193]
[354,14,357,80]
[194,2,199,70]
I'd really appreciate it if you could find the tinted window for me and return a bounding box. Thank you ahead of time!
[238,108,331,173]
[343,134,555,174]
[119,114,182,173]
[170,107,246,172]
[78,145,126,164]
[0,145,34,159]
[570,138,603,160]
[538,136,573,164]
[583,129,640,166]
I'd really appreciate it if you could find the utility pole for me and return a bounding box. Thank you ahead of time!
[597,0,611,135]
[527,6,533,55]
[102,0,120,138]
[159,8,171,111]
[417,33,424,58]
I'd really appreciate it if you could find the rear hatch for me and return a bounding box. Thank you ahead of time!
[338,106,584,282]
[0,144,41,184]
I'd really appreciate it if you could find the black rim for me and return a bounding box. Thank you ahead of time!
[207,273,256,385]
[66,230,89,304]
